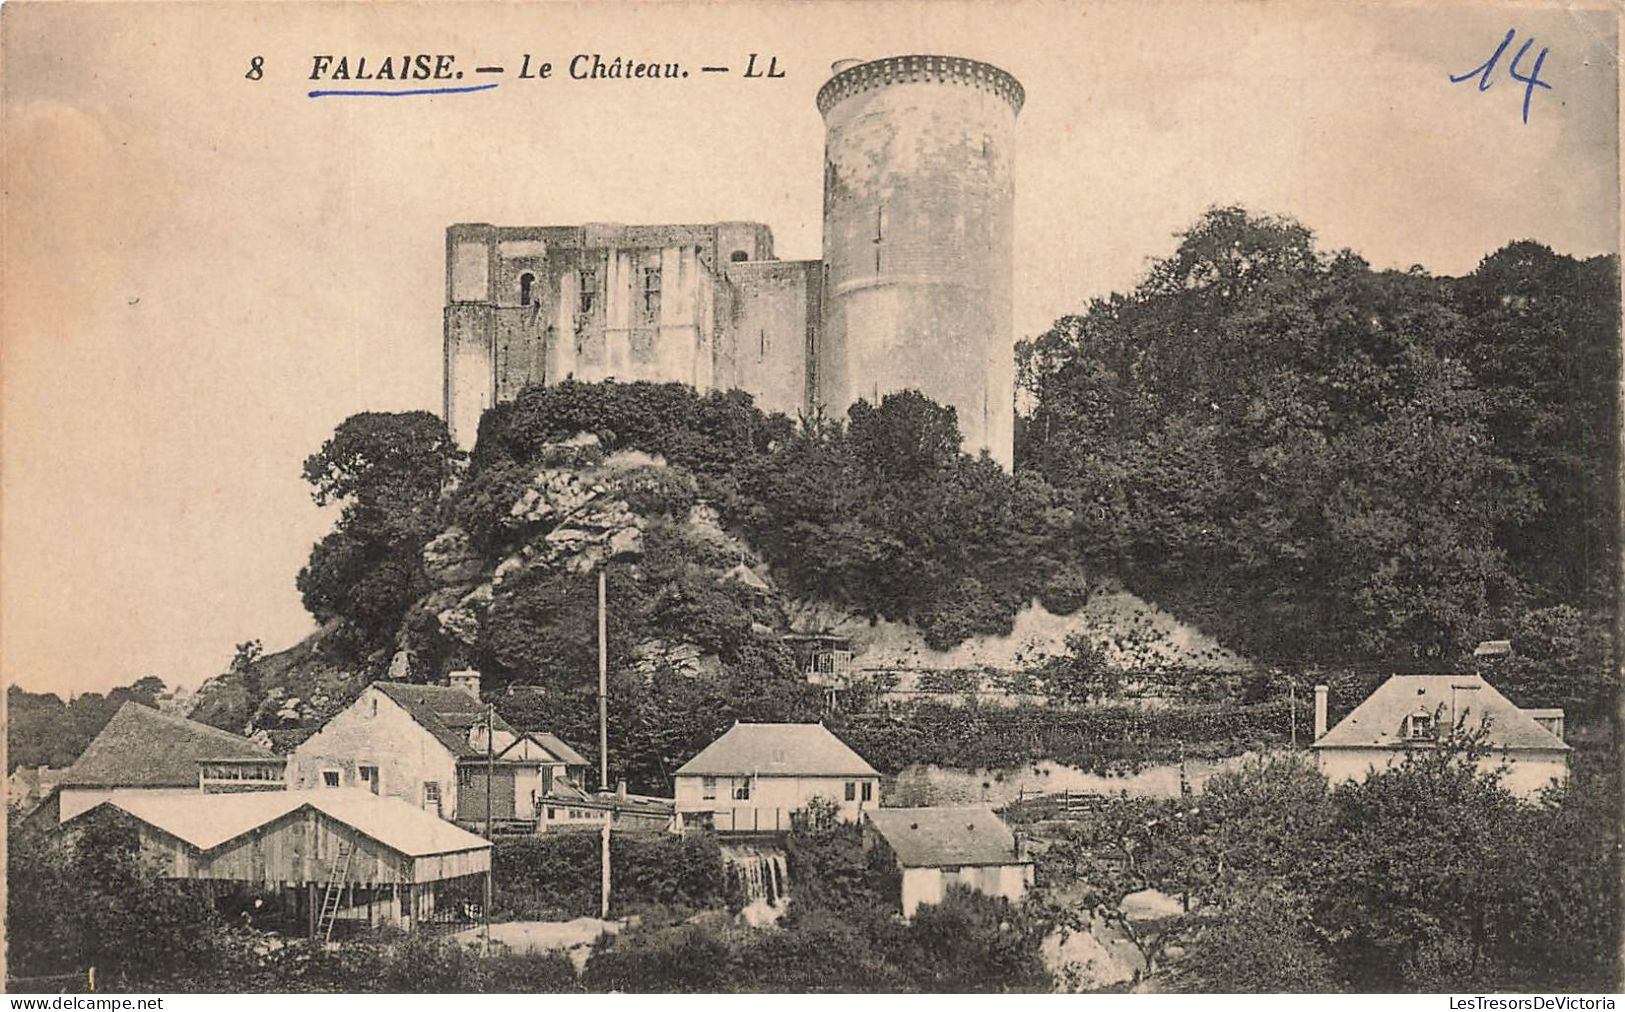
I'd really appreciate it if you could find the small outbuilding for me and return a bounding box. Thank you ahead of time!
[865,806,1033,918]
[62,789,492,935]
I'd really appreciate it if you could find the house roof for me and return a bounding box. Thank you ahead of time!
[673,722,879,778]
[1311,674,1569,752]
[71,789,491,858]
[59,702,279,788]
[528,731,590,767]
[866,807,1028,868]
[372,681,518,759]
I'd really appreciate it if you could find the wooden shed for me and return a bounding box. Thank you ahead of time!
[64,789,492,935]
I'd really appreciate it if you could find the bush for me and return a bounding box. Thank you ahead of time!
[582,922,733,993]
[833,698,1293,774]
[492,831,729,921]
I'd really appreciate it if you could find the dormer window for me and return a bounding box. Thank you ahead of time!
[1407,711,1436,740]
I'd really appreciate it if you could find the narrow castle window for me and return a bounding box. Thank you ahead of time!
[873,205,885,273]
[642,265,662,318]
[518,272,535,306]
[579,267,597,314]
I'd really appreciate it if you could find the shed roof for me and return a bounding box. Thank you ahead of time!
[674,722,878,778]
[373,681,519,759]
[59,702,279,788]
[1311,674,1569,752]
[71,789,491,858]
[867,807,1028,868]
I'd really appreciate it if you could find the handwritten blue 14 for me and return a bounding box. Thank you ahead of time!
[1450,28,1553,125]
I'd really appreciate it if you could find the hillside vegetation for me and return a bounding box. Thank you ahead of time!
[184,207,1616,787]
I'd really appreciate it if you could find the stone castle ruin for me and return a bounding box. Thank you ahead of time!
[443,54,1024,467]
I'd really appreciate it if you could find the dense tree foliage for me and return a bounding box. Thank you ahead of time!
[490,831,731,920]
[1030,744,1619,992]
[462,382,1085,650]
[296,411,457,659]
[6,812,248,989]
[582,884,1049,993]
[1019,208,1618,710]
[6,676,166,773]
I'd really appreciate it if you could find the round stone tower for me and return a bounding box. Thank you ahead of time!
[816,55,1023,468]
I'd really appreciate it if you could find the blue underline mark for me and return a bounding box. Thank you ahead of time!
[307,83,499,98]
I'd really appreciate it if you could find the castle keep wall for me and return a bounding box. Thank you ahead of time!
[818,56,1022,468]
[442,56,1023,464]
[717,259,821,418]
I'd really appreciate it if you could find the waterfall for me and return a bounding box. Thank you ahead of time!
[720,843,790,924]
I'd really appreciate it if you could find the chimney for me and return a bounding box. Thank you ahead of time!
[1313,684,1329,741]
[447,669,481,700]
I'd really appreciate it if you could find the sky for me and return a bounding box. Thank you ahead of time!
[2,0,1618,696]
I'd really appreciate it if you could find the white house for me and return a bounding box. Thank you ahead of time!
[287,672,588,830]
[1309,674,1570,799]
[865,806,1034,918]
[673,722,881,833]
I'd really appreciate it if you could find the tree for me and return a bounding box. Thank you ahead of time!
[1019,207,1554,667]
[297,412,454,656]
[846,390,964,480]
[1314,731,1531,988]
[905,887,1051,992]
[782,797,892,916]
[301,411,456,508]
[1172,884,1339,993]
[1039,632,1118,706]
[6,811,250,988]
[1475,604,1616,717]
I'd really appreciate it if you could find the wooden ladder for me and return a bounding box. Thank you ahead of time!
[316,841,353,942]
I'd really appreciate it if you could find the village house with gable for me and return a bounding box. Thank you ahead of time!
[32,701,285,826]
[865,806,1034,918]
[288,671,583,830]
[1310,674,1570,798]
[673,722,881,832]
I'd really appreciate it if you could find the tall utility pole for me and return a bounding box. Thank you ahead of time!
[1289,680,1297,749]
[485,700,495,839]
[598,570,611,919]
[599,570,609,793]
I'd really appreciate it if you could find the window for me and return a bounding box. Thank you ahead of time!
[733,781,751,801]
[321,769,340,788]
[730,249,749,262]
[519,272,535,306]
[844,782,856,802]
[578,267,597,315]
[861,781,873,802]
[1407,712,1436,740]
[641,265,661,317]
[702,776,717,801]
[369,698,378,718]
[359,765,379,794]
[423,781,442,814]
[872,205,885,273]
